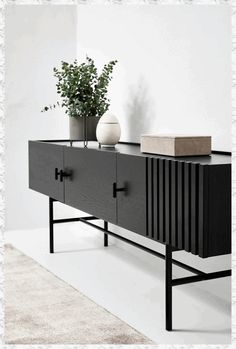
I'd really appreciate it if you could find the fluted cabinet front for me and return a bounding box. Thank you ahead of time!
[146,157,231,258]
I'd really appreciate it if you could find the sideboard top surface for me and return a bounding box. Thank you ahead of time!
[33,140,231,165]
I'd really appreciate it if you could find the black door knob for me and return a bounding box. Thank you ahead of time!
[113,182,126,198]
[55,168,72,182]
[55,168,60,181]
[59,169,72,182]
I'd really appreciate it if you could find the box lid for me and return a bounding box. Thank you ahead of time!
[141,134,211,140]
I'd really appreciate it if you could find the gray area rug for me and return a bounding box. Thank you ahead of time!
[4,244,153,345]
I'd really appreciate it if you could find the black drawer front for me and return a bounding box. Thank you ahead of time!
[28,141,64,202]
[146,158,231,258]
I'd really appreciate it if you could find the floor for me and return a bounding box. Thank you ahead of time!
[5,221,231,345]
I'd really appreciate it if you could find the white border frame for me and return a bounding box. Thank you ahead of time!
[0,1,234,348]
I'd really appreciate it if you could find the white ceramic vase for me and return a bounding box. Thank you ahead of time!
[96,112,121,147]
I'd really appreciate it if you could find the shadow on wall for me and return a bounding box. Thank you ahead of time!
[125,76,155,143]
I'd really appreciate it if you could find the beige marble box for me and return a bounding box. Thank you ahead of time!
[141,135,211,156]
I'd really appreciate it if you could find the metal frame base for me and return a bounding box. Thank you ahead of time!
[49,197,231,331]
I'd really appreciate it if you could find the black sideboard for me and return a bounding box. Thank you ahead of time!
[28,140,231,331]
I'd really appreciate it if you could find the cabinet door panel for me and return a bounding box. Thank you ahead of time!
[199,164,231,258]
[64,147,116,223]
[28,141,64,202]
[117,154,147,236]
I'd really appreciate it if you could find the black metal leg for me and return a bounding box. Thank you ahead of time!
[165,244,172,331]
[104,221,108,247]
[49,197,54,253]
[45,206,230,331]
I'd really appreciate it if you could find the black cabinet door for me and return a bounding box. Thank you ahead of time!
[28,141,64,202]
[64,147,116,224]
[117,154,147,236]
[199,164,231,258]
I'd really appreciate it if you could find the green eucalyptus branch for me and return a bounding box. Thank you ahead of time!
[42,56,117,118]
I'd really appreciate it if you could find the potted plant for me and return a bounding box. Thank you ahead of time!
[42,56,117,144]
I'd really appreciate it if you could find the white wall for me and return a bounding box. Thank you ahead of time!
[77,4,231,151]
[5,5,231,271]
[76,4,231,271]
[5,5,77,230]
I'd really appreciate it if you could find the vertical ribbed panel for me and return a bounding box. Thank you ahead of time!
[145,157,149,237]
[190,163,199,254]
[198,165,206,257]
[171,161,177,246]
[153,159,159,241]
[149,158,154,238]
[146,157,203,256]
[184,162,191,252]
[177,162,184,249]
[146,157,154,239]
[159,159,165,243]
[165,160,171,244]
